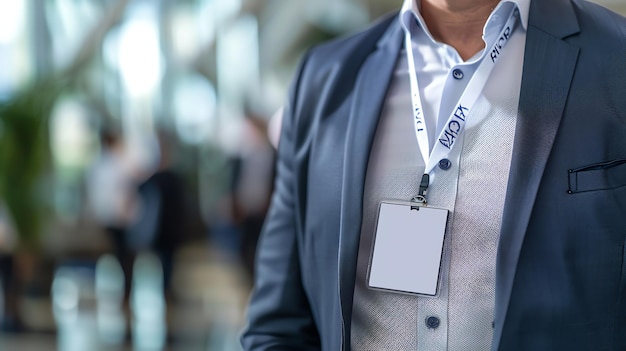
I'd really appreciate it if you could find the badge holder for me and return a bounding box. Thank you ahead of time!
[367,174,449,297]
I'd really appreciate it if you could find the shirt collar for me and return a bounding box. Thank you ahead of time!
[400,0,530,37]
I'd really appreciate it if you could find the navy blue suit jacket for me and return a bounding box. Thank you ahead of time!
[243,0,626,349]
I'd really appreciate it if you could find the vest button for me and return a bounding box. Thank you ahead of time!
[438,158,452,170]
[426,316,440,329]
[452,68,464,80]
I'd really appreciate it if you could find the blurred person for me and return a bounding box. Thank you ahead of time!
[86,129,138,296]
[242,0,626,350]
[0,201,19,331]
[232,116,275,282]
[127,130,185,296]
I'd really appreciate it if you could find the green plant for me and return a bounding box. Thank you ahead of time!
[0,0,131,247]
[0,79,62,246]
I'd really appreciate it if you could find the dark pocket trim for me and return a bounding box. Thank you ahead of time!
[567,159,626,194]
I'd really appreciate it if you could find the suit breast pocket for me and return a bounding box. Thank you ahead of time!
[567,158,626,194]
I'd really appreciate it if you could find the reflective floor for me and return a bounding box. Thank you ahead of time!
[0,241,249,351]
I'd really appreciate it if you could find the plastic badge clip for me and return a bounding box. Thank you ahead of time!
[411,174,430,210]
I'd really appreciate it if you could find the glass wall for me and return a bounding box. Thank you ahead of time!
[0,1,395,349]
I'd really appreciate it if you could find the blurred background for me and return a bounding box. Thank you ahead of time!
[0,0,624,350]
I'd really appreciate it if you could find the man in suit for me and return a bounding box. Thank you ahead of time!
[242,0,626,349]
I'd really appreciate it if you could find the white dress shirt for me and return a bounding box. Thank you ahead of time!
[351,0,530,349]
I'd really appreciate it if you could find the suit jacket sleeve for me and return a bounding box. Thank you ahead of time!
[241,50,321,350]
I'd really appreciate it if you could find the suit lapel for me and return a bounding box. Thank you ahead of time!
[337,20,403,349]
[493,0,580,348]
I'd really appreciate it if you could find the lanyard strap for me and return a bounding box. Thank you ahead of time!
[407,8,519,177]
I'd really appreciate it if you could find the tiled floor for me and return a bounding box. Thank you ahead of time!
[0,241,250,351]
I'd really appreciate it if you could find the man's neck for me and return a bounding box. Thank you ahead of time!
[420,0,500,60]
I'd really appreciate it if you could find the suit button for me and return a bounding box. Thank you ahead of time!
[438,158,452,170]
[426,316,440,329]
[452,69,464,80]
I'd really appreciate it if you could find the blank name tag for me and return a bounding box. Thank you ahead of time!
[367,201,448,297]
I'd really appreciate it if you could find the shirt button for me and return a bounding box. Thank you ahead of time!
[452,68,464,80]
[426,316,440,329]
[438,158,452,170]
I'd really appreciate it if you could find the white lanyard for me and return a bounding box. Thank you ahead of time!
[406,8,518,203]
